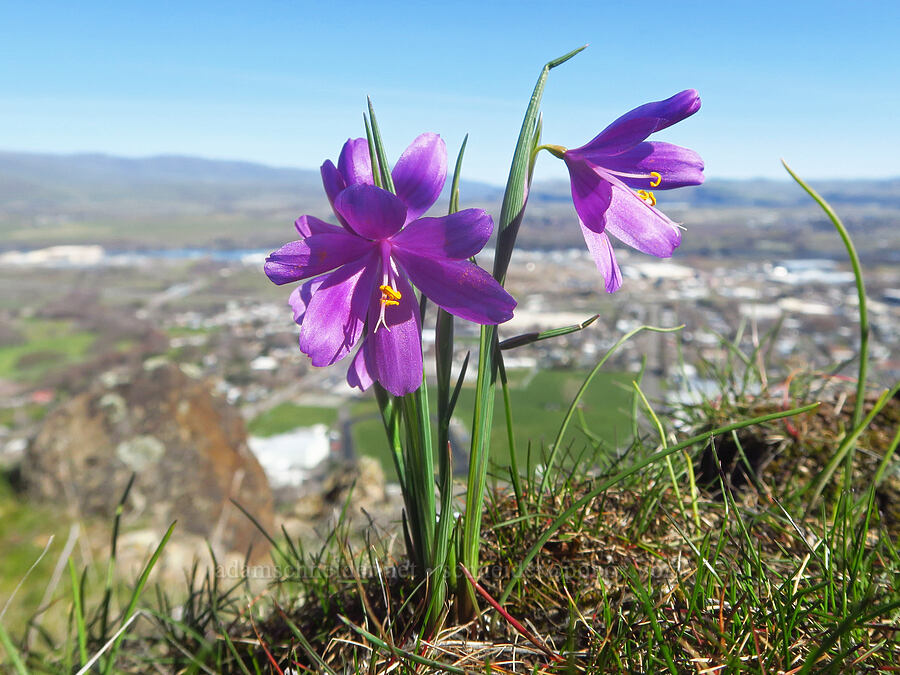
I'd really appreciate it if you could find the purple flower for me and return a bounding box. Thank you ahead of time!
[561,90,704,293]
[265,136,516,396]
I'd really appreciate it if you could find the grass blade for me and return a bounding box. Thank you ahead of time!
[338,615,466,674]
[499,313,599,350]
[538,324,683,498]
[782,161,869,429]
[499,401,821,605]
[0,622,29,675]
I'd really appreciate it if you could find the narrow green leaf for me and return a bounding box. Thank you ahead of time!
[69,559,89,668]
[0,622,29,675]
[373,384,405,487]
[461,47,585,618]
[494,45,586,284]
[499,314,599,350]
[229,500,288,565]
[367,97,394,193]
[100,473,136,642]
[539,324,683,498]
[447,351,470,420]
[363,114,382,189]
[783,161,869,430]
[498,352,525,519]
[101,521,176,675]
[275,607,339,675]
[797,599,900,675]
[432,135,470,626]
[805,380,900,511]
[0,533,54,621]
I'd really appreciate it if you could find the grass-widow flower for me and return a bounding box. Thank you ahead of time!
[550,90,704,292]
[266,135,515,396]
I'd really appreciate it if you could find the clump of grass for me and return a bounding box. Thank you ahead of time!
[3,373,898,672]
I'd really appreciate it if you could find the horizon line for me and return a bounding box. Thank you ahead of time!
[2,147,898,186]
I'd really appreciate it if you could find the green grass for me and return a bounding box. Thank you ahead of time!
[5,364,899,672]
[460,369,633,466]
[247,403,338,437]
[0,404,47,427]
[0,478,71,631]
[0,319,96,381]
[346,369,632,479]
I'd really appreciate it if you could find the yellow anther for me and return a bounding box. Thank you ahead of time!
[379,284,402,306]
[636,190,657,206]
[650,171,662,187]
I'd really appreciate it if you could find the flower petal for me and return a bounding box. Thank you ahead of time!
[320,160,348,223]
[366,273,422,396]
[392,133,447,224]
[298,252,379,366]
[578,221,622,293]
[320,159,345,202]
[564,159,614,233]
[288,277,323,324]
[334,184,408,240]
[265,232,374,284]
[337,137,374,187]
[393,250,515,324]
[264,259,306,285]
[390,209,493,260]
[294,214,344,238]
[603,184,682,258]
[346,342,373,391]
[599,142,705,190]
[573,90,701,157]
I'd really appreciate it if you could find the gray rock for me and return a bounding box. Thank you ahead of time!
[23,363,274,557]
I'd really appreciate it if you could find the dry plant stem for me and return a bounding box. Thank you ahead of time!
[0,534,54,621]
[458,563,565,664]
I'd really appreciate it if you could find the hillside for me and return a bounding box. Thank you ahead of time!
[2,151,899,261]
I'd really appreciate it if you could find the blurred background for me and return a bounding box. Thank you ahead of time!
[1,0,899,621]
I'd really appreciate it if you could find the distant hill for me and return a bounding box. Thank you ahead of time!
[1,150,898,258]
[529,177,900,209]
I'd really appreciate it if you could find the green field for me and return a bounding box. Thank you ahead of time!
[0,319,96,381]
[250,369,635,479]
[247,403,339,437]
[0,477,73,631]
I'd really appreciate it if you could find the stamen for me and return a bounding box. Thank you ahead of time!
[636,190,657,206]
[379,284,401,306]
[605,168,663,186]
[375,283,402,333]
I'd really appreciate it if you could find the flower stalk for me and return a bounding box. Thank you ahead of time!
[458,45,586,621]
[263,46,707,634]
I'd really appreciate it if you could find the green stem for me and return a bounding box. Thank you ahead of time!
[782,161,869,429]
[458,45,586,621]
[427,136,468,629]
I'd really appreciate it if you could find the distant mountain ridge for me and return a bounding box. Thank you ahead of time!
[3,150,898,210]
[1,150,898,257]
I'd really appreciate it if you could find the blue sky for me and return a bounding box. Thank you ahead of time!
[2,0,898,184]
